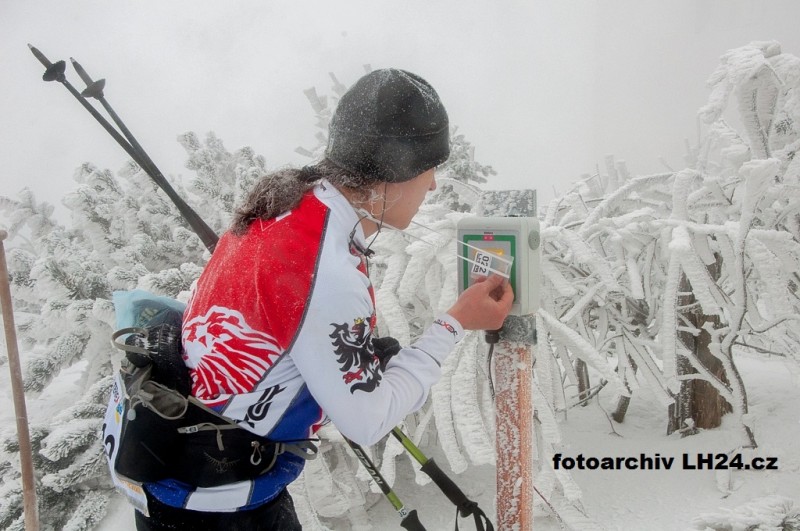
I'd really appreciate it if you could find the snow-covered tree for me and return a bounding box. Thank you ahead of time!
[536,41,800,453]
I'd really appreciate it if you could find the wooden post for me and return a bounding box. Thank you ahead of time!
[0,230,39,531]
[477,188,538,530]
[495,315,535,531]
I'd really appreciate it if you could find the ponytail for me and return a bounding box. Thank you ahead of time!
[230,159,374,235]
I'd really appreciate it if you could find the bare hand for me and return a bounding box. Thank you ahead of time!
[447,275,514,330]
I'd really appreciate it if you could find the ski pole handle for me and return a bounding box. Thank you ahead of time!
[399,509,425,531]
[419,458,472,515]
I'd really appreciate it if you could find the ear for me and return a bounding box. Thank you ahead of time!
[338,181,381,207]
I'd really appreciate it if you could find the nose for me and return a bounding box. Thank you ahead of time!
[429,175,437,192]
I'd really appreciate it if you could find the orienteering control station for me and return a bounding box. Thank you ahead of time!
[457,215,541,315]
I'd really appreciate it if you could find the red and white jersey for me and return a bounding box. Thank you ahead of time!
[152,180,464,512]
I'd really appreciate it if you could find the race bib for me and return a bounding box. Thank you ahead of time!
[102,372,149,516]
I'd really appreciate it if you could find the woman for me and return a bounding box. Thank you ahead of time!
[135,68,513,530]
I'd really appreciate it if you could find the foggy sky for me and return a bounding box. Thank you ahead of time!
[2,1,800,220]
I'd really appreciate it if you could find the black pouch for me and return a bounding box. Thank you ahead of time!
[173,400,301,488]
[112,373,186,484]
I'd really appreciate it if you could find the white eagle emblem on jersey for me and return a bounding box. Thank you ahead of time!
[183,306,282,398]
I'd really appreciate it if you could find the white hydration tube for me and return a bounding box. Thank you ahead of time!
[356,209,513,279]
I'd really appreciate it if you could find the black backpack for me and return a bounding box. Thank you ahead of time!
[102,291,317,491]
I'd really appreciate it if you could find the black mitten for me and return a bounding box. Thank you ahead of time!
[372,336,401,370]
[124,308,192,396]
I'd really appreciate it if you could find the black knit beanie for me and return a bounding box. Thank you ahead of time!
[325,69,450,183]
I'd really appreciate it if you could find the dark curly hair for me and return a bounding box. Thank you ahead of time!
[230,158,374,235]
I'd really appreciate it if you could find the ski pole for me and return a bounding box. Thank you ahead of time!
[28,45,219,252]
[68,57,189,219]
[390,428,494,531]
[28,46,146,167]
[344,438,426,530]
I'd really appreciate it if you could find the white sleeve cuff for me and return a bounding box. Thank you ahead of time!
[432,313,465,343]
[404,313,465,368]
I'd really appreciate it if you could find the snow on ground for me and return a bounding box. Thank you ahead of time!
[2,347,796,530]
[559,351,800,531]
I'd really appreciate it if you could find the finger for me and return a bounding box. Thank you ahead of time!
[489,281,512,304]
[481,274,506,290]
[500,284,515,307]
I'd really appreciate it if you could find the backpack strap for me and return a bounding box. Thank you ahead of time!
[111,326,150,358]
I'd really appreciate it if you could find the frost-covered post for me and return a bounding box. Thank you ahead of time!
[0,230,39,531]
[478,190,537,531]
[494,318,535,529]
